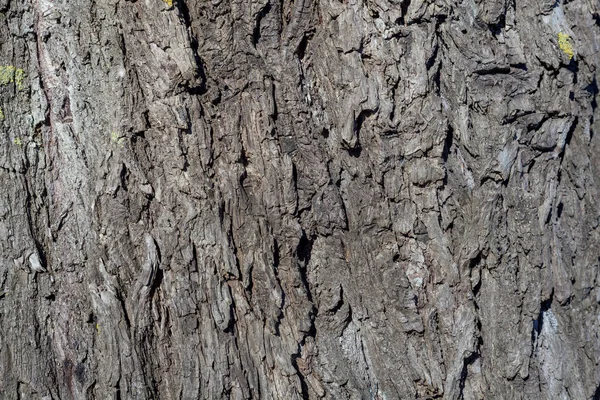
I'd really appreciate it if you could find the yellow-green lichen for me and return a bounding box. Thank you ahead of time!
[14,68,24,90]
[111,131,124,147]
[13,137,22,146]
[96,323,100,335]
[0,66,15,85]
[557,32,574,60]
[0,66,25,89]
[163,0,173,6]
[0,108,4,120]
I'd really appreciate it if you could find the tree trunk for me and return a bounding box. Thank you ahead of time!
[0,0,599,398]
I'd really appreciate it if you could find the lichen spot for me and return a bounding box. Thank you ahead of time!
[14,68,24,90]
[557,32,574,60]
[163,0,173,7]
[0,108,4,120]
[13,137,22,146]
[0,66,15,85]
[0,66,25,90]
[111,131,125,147]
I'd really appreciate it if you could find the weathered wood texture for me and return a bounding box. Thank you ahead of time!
[0,0,599,398]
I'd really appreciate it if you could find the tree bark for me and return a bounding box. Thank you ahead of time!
[0,0,599,399]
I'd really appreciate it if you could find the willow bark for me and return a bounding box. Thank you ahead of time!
[0,0,599,399]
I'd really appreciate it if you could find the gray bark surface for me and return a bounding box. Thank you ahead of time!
[0,0,599,399]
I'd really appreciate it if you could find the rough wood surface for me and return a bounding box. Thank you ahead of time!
[0,0,599,399]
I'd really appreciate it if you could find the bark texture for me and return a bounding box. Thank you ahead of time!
[1,0,599,399]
